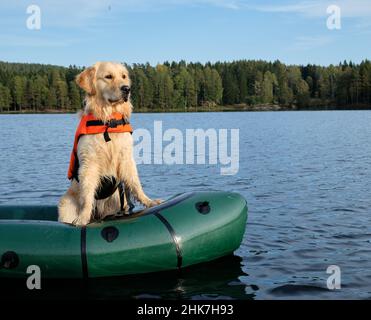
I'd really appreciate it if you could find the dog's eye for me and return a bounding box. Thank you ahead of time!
[122,74,126,79]
[105,75,113,79]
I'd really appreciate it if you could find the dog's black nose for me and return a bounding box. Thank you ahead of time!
[121,85,131,94]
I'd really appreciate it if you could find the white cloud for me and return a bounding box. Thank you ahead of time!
[1,0,242,49]
[254,0,371,18]
[3,0,241,14]
[254,2,323,16]
[1,0,242,29]
[112,0,241,11]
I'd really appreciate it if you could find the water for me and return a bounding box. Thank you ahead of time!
[1,111,371,300]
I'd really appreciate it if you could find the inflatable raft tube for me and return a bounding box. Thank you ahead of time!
[0,191,247,279]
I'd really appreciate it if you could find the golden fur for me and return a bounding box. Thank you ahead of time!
[58,62,161,226]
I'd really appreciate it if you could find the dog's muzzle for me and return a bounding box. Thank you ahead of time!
[121,85,131,102]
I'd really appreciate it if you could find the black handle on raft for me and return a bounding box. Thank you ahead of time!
[101,226,119,243]
[195,201,211,214]
[1,251,19,269]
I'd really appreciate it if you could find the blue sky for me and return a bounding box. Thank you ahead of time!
[0,0,370,67]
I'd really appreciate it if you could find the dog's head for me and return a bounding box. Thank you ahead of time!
[76,62,132,120]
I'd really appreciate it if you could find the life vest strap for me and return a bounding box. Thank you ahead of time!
[86,117,130,142]
[86,118,129,128]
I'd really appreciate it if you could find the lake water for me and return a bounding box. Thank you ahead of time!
[1,111,371,300]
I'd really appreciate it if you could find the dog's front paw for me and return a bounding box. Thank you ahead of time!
[72,215,91,226]
[148,199,163,208]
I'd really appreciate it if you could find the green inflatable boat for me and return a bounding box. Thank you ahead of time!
[0,191,247,279]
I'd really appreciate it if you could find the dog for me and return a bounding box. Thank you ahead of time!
[58,61,161,226]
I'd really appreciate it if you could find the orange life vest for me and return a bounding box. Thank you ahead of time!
[67,112,133,180]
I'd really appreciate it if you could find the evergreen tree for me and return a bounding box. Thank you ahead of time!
[261,71,277,103]
[69,81,81,110]
[222,68,239,105]
[154,64,174,110]
[131,67,153,110]
[56,80,69,109]
[174,67,197,110]
[203,67,223,106]
[12,75,27,111]
[0,83,11,112]
[296,79,310,108]
[46,88,58,110]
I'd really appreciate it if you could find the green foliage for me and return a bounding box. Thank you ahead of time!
[12,75,27,111]
[296,79,310,108]
[153,64,174,110]
[131,66,153,110]
[261,71,277,103]
[0,59,370,113]
[69,81,81,111]
[173,67,197,110]
[0,83,11,112]
[203,67,223,106]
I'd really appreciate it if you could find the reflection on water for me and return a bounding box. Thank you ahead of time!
[1,256,252,300]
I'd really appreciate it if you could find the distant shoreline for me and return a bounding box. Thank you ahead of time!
[2,60,371,116]
[1,104,371,115]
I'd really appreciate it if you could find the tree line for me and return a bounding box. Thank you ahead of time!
[0,59,370,113]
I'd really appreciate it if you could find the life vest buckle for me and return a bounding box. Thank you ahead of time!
[107,119,122,128]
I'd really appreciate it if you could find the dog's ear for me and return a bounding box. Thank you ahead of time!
[76,67,96,95]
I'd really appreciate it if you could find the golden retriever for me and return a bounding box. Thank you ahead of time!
[58,61,161,226]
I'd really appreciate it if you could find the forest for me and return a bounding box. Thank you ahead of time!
[0,59,370,113]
